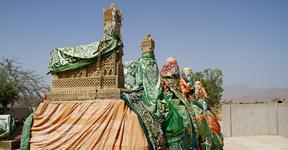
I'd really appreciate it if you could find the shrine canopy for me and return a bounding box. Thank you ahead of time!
[48,32,122,74]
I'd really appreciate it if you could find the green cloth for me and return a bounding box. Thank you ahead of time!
[189,103,211,140]
[182,70,223,149]
[164,99,192,150]
[210,133,223,150]
[161,89,199,150]
[159,61,201,150]
[124,51,197,150]
[48,31,122,73]
[191,99,224,149]
[166,99,190,134]
[20,111,35,150]
[124,51,164,121]
[162,100,185,138]
[121,94,163,150]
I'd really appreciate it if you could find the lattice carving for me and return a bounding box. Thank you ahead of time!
[48,4,124,101]
[102,76,117,87]
[47,88,123,101]
[57,66,88,79]
[52,77,101,88]
[49,48,124,100]
[103,54,114,66]
[86,63,101,77]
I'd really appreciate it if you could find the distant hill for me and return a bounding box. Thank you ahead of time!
[222,84,288,102]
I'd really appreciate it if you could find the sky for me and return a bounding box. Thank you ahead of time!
[1,0,288,88]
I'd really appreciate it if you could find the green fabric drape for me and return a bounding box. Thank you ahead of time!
[196,99,224,150]
[124,51,163,120]
[124,51,198,150]
[48,31,122,73]
[120,94,162,150]
[20,111,35,150]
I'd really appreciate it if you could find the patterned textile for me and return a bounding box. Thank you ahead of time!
[124,51,160,98]
[139,52,161,104]
[124,51,170,150]
[160,58,201,150]
[20,111,35,150]
[160,57,180,80]
[180,78,194,99]
[181,67,194,97]
[181,75,224,150]
[124,51,164,121]
[121,94,165,150]
[49,31,122,73]
[124,60,142,91]
[205,108,223,150]
[188,102,212,149]
[160,57,188,105]
[124,54,193,150]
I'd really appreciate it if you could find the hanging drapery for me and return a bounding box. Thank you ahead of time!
[29,100,148,150]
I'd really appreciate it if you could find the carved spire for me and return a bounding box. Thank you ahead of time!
[141,34,155,53]
[103,3,122,37]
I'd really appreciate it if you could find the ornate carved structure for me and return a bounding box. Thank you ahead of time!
[47,4,124,101]
[141,34,155,53]
[103,3,122,38]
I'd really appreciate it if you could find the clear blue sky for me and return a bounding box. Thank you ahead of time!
[1,0,288,88]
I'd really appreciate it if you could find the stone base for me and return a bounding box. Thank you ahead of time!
[0,140,20,150]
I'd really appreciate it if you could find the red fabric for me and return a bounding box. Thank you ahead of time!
[180,78,194,99]
[205,113,221,134]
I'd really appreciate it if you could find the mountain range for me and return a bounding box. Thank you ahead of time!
[222,84,288,102]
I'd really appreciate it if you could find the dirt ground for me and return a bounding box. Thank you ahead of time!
[224,136,288,150]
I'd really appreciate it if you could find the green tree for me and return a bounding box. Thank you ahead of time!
[0,58,47,113]
[192,68,223,107]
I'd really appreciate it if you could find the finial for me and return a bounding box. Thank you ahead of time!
[103,3,122,37]
[110,3,117,8]
[141,34,155,52]
[146,33,151,37]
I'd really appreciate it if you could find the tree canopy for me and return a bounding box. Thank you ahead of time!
[192,68,223,107]
[0,58,47,113]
